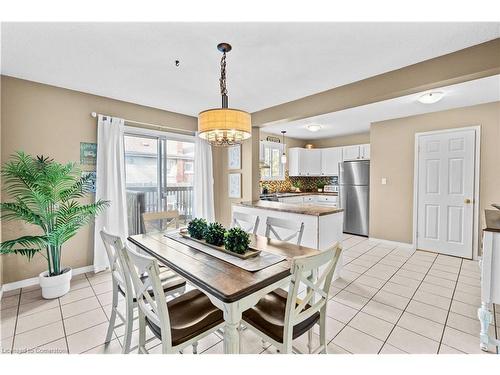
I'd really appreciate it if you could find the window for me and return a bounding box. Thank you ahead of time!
[124,129,195,235]
[260,140,285,181]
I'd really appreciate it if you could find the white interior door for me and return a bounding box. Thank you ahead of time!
[416,129,476,258]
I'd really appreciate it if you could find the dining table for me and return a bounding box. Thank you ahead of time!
[128,231,319,354]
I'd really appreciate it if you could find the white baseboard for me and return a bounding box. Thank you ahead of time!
[369,237,415,250]
[0,265,95,295]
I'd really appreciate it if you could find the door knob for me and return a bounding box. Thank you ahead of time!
[464,198,472,204]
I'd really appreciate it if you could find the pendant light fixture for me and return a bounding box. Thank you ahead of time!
[198,43,252,146]
[280,130,287,164]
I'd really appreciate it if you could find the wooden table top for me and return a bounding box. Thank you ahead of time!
[128,232,319,303]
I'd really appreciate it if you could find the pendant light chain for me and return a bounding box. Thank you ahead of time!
[219,51,228,98]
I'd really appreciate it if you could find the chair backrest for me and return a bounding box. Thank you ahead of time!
[283,243,343,342]
[123,246,173,349]
[142,210,179,233]
[265,216,305,245]
[232,211,260,234]
[100,229,133,299]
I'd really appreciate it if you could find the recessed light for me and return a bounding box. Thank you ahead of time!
[417,91,444,104]
[306,124,322,132]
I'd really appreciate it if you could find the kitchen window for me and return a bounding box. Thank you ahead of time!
[260,140,285,181]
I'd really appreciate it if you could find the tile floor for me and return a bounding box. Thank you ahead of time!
[1,234,499,354]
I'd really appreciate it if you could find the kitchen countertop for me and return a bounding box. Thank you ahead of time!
[260,192,338,199]
[236,200,344,216]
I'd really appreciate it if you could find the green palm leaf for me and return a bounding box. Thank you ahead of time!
[1,152,110,275]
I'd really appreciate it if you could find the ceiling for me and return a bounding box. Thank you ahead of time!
[262,75,500,140]
[1,23,499,116]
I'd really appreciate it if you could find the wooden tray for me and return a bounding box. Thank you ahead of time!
[179,229,261,259]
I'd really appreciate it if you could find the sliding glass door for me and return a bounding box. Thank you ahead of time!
[124,129,195,234]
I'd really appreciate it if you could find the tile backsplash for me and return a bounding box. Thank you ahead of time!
[261,171,335,193]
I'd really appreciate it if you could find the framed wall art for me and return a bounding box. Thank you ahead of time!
[227,144,241,170]
[80,142,97,165]
[228,173,242,198]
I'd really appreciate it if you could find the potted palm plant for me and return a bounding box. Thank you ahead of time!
[0,152,109,299]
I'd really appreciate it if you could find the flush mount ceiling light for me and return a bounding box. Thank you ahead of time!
[306,124,323,132]
[198,43,251,146]
[417,91,445,104]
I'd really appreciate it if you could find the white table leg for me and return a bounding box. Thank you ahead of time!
[477,302,491,351]
[223,302,242,354]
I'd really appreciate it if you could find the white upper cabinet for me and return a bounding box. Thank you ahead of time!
[360,144,370,159]
[342,144,370,160]
[320,147,342,176]
[288,148,301,176]
[342,145,361,161]
[289,144,369,176]
[300,149,322,176]
[289,148,322,176]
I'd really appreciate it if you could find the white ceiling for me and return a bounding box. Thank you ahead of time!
[1,22,499,116]
[262,75,500,140]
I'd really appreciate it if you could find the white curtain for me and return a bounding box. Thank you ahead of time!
[193,133,215,221]
[93,115,128,272]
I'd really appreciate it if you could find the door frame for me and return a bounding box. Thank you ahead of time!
[412,125,481,260]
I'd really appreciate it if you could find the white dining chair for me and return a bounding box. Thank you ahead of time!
[242,243,342,354]
[100,229,186,353]
[265,216,305,245]
[142,210,180,233]
[123,246,225,354]
[232,211,260,234]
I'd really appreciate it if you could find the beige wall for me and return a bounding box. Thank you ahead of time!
[370,101,500,255]
[1,76,197,284]
[212,137,254,227]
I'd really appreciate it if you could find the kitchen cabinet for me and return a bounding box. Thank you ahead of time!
[288,148,300,176]
[320,147,342,176]
[278,196,304,204]
[342,144,370,161]
[342,145,361,161]
[289,144,369,176]
[289,148,321,176]
[361,144,370,159]
[285,194,338,207]
[300,149,322,176]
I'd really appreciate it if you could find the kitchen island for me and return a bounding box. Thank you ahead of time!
[232,200,344,251]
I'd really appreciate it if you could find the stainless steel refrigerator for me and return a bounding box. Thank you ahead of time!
[339,160,370,236]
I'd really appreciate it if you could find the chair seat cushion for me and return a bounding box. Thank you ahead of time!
[118,269,186,301]
[242,288,320,344]
[146,289,224,347]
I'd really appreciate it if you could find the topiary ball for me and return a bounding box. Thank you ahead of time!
[224,227,250,254]
[204,222,226,246]
[187,218,208,240]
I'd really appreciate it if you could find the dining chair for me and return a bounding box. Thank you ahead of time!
[142,210,180,233]
[265,216,305,245]
[100,229,186,353]
[232,211,260,234]
[242,243,342,354]
[123,246,225,354]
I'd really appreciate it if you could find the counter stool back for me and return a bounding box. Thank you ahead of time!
[265,216,304,245]
[232,211,260,234]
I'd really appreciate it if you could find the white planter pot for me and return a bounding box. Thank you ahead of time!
[39,267,72,299]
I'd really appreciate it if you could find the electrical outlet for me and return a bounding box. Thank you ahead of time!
[381,178,387,185]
